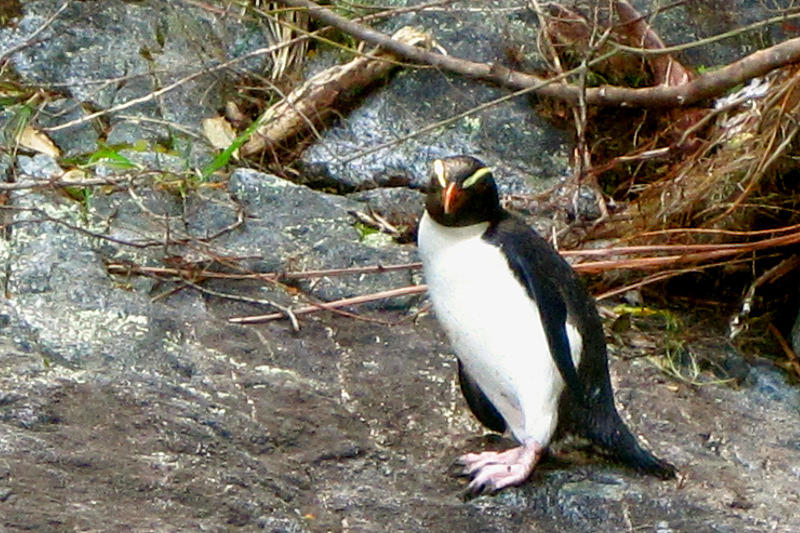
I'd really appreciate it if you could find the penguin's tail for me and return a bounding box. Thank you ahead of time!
[588,413,677,480]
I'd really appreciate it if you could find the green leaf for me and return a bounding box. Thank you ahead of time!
[200,117,265,180]
[86,144,138,169]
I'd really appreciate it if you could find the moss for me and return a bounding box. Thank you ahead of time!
[0,0,22,27]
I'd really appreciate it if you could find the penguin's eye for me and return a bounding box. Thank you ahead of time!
[462,167,492,189]
[433,159,447,188]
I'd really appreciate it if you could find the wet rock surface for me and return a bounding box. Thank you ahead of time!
[1,1,799,532]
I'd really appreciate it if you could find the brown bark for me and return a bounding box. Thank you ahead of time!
[613,0,692,87]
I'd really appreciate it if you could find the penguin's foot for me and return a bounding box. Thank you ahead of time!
[457,438,543,494]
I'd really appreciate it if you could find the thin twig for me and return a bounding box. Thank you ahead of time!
[611,9,800,57]
[0,212,163,248]
[0,171,157,191]
[728,254,800,339]
[44,24,328,132]
[185,279,301,331]
[594,255,762,301]
[106,261,422,281]
[625,222,800,239]
[241,26,439,156]
[229,285,426,324]
[768,323,800,379]
[340,48,619,163]
[0,1,71,63]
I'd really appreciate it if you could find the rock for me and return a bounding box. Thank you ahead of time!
[1,1,800,531]
[1,149,799,531]
[222,168,419,303]
[297,0,572,196]
[15,154,61,180]
[35,99,98,158]
[0,152,12,180]
[0,0,274,164]
[347,186,425,243]
[626,0,795,68]
[347,186,425,223]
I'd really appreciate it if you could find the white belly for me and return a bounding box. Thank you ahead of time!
[418,213,572,445]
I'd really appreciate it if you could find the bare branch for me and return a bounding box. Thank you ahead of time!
[105,261,422,281]
[184,280,301,331]
[0,171,155,191]
[43,25,330,132]
[242,26,440,156]
[278,0,800,108]
[228,285,426,324]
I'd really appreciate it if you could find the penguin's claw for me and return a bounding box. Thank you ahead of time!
[457,439,542,494]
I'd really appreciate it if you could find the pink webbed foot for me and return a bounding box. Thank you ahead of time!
[457,438,543,495]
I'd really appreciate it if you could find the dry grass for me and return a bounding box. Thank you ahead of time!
[623,66,800,237]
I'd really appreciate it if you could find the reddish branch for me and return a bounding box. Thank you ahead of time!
[278,0,800,108]
[106,261,422,281]
[613,0,692,87]
[106,223,800,324]
[228,285,426,324]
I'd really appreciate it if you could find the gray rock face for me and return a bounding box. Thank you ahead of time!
[2,155,800,531]
[0,0,272,161]
[1,1,800,532]
[223,168,418,302]
[296,0,796,197]
[627,0,796,68]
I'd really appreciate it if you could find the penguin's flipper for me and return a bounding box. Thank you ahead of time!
[484,218,585,404]
[458,360,507,434]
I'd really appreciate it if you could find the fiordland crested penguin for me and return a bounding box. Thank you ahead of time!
[417,156,676,494]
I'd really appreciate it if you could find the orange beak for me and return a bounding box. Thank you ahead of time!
[443,182,458,214]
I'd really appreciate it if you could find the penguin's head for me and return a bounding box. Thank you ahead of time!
[425,156,501,227]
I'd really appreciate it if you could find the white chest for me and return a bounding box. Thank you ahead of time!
[418,213,569,443]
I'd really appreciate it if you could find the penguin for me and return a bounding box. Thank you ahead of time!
[417,155,676,495]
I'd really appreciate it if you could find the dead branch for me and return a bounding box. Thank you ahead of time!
[572,225,800,273]
[594,255,761,301]
[0,208,164,248]
[278,0,800,108]
[107,259,424,326]
[729,255,800,339]
[0,171,158,190]
[104,218,800,325]
[228,285,426,324]
[613,1,691,87]
[44,26,331,133]
[105,261,422,281]
[183,279,301,331]
[768,323,800,379]
[242,26,442,156]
